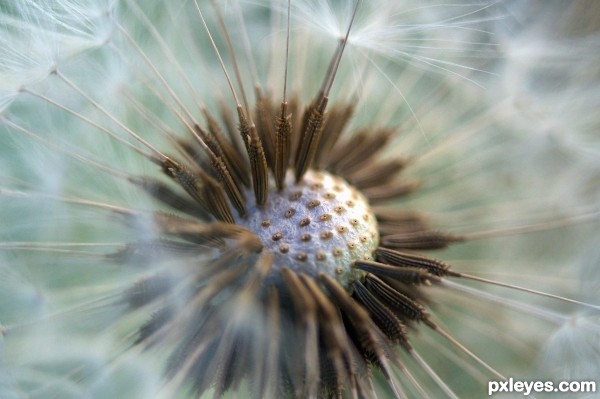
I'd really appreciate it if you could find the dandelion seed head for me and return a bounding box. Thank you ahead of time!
[1,0,600,398]
[238,169,378,286]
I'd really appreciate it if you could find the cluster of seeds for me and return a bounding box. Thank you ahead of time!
[239,169,379,286]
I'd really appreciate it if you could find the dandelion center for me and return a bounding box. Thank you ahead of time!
[238,169,379,286]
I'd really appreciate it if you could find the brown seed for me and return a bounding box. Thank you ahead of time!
[272,232,283,241]
[279,244,290,253]
[299,218,311,227]
[320,231,333,240]
[320,213,332,221]
[284,209,296,218]
[316,250,327,261]
[301,233,312,242]
[307,199,321,208]
[295,252,308,262]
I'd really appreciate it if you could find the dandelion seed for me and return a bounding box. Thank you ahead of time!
[1,1,600,398]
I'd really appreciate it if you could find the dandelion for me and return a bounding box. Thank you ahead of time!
[1,1,599,398]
